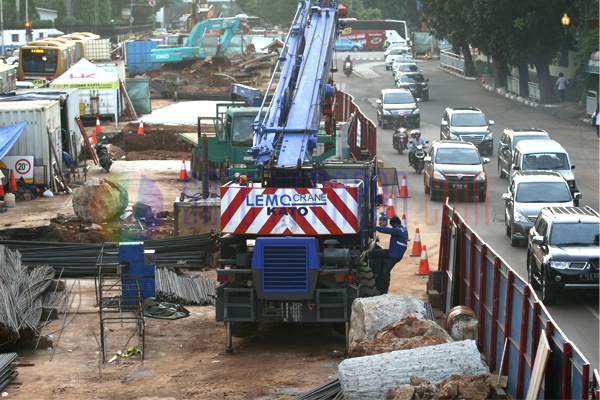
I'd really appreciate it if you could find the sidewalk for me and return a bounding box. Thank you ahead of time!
[438,65,592,125]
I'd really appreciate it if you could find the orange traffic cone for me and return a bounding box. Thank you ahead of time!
[178,160,189,181]
[376,181,384,205]
[401,213,407,228]
[386,194,395,218]
[137,120,145,135]
[398,175,410,198]
[92,128,98,145]
[410,228,422,257]
[8,169,17,192]
[0,179,4,197]
[95,117,102,133]
[416,245,430,276]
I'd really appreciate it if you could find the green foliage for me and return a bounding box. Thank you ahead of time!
[61,15,78,26]
[73,0,98,24]
[574,28,599,86]
[234,0,298,26]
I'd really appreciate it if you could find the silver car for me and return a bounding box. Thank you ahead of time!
[502,171,581,246]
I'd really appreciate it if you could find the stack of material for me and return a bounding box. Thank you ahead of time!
[0,246,55,346]
[0,353,18,391]
[156,267,216,306]
[0,232,219,277]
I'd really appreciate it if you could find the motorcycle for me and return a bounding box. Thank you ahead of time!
[343,60,353,76]
[95,139,113,173]
[412,142,427,174]
[392,127,409,154]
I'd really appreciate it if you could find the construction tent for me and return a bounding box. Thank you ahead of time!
[50,58,119,125]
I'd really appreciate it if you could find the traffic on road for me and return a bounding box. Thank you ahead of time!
[336,51,599,372]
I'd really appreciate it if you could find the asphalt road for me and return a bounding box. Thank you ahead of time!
[337,52,600,372]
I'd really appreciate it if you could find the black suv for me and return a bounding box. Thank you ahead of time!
[527,206,600,305]
[376,89,420,129]
[395,72,429,101]
[440,107,494,156]
[497,128,551,179]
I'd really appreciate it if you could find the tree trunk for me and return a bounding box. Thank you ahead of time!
[517,62,530,98]
[460,43,476,77]
[492,61,508,89]
[534,58,558,104]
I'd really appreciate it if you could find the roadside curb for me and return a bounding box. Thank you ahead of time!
[437,65,591,124]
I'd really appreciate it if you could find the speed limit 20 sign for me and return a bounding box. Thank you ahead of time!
[0,155,34,183]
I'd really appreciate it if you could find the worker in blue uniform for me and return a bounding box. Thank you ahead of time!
[371,215,408,294]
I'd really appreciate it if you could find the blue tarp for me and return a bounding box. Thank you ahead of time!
[0,121,27,159]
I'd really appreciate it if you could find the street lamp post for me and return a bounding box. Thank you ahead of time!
[561,13,570,34]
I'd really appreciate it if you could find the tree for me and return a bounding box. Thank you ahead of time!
[421,0,477,76]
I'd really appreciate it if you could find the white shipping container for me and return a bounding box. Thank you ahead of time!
[78,88,118,122]
[0,100,62,186]
[0,64,17,93]
[14,88,83,157]
[85,38,112,61]
[94,60,127,115]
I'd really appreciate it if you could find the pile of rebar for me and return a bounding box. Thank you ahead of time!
[0,353,18,391]
[0,246,56,346]
[0,232,219,277]
[155,267,216,306]
[294,378,343,400]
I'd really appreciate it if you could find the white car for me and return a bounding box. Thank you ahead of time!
[384,49,410,70]
[393,62,421,81]
[384,44,409,58]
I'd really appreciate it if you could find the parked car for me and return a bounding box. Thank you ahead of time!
[440,107,494,156]
[511,139,578,204]
[395,72,429,101]
[526,206,600,304]
[502,171,580,246]
[497,128,551,179]
[335,37,363,52]
[423,140,490,202]
[384,48,410,69]
[376,88,420,129]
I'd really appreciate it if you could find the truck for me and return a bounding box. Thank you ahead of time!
[214,0,380,351]
[178,83,338,185]
[150,17,240,64]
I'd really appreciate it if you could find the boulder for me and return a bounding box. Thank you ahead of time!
[348,294,428,344]
[348,316,453,357]
[72,179,128,223]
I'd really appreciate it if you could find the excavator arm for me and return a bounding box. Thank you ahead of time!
[151,17,240,63]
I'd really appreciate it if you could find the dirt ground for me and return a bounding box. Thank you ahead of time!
[0,73,461,399]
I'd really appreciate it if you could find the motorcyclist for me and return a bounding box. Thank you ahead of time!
[408,129,426,166]
[394,112,408,130]
[344,55,353,73]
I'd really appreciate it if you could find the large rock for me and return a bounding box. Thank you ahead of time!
[348,294,428,344]
[72,179,128,223]
[348,316,453,357]
[338,340,490,400]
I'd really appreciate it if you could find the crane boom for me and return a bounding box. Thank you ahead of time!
[251,1,341,168]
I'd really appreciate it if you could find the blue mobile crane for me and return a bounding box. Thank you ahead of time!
[215,1,380,351]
